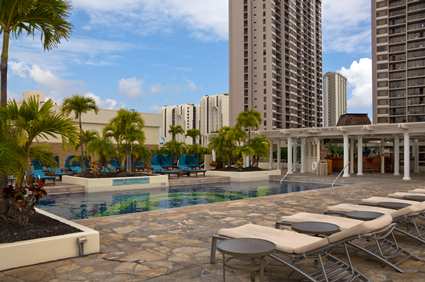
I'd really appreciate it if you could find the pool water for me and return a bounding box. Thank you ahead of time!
[37,181,330,220]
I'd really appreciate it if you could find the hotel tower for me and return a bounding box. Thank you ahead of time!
[229,0,323,130]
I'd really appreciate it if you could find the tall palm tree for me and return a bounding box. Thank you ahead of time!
[0,0,72,106]
[168,125,184,142]
[186,128,201,145]
[236,110,262,167]
[62,95,98,171]
[248,135,270,168]
[104,109,145,173]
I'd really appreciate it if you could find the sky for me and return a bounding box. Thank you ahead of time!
[8,0,373,116]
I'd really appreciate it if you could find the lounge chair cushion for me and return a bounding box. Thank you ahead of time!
[410,189,425,194]
[217,224,328,254]
[362,196,419,205]
[328,214,393,243]
[326,203,414,219]
[280,212,362,229]
[280,212,393,243]
[389,192,425,200]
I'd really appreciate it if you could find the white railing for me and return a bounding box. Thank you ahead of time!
[280,170,291,184]
[331,163,350,190]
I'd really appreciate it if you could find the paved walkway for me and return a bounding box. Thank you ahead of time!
[2,175,425,281]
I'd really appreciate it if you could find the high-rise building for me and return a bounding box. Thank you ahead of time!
[160,104,200,144]
[199,93,230,145]
[229,0,323,130]
[372,0,425,124]
[323,72,348,127]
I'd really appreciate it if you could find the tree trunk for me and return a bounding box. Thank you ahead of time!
[1,31,10,107]
[79,116,85,173]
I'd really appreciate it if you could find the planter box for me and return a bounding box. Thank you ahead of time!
[62,175,169,193]
[0,208,99,271]
[206,170,281,182]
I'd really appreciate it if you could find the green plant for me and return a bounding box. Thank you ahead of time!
[104,109,145,173]
[168,125,185,141]
[62,95,98,171]
[236,110,262,167]
[186,128,200,145]
[86,132,115,167]
[0,97,77,224]
[0,0,72,106]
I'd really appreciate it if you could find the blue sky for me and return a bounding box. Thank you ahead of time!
[8,0,373,116]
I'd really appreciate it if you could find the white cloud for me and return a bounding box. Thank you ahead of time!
[118,77,143,98]
[71,0,228,40]
[323,0,371,53]
[84,92,119,110]
[339,58,372,113]
[10,61,82,99]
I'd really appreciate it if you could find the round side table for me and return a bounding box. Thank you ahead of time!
[217,238,275,282]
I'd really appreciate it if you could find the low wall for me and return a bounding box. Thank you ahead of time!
[62,175,169,193]
[0,209,99,271]
[206,170,281,182]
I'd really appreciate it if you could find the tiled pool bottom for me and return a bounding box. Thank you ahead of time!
[37,181,330,219]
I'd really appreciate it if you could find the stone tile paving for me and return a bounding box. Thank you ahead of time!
[2,175,425,281]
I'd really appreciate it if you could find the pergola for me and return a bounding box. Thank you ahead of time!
[262,122,425,181]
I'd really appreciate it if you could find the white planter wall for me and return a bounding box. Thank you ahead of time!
[0,209,99,271]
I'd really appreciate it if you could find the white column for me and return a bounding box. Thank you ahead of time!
[350,138,355,174]
[403,133,411,181]
[316,138,321,162]
[301,138,306,173]
[268,142,273,170]
[343,134,350,177]
[288,138,293,174]
[357,136,363,176]
[394,137,400,176]
[381,139,385,174]
[293,142,298,173]
[277,142,281,170]
[414,139,419,174]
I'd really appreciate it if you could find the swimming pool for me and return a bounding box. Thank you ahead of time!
[37,181,330,220]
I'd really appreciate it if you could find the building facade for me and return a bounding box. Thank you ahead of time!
[160,104,200,144]
[323,72,348,127]
[229,0,323,130]
[199,93,230,145]
[22,92,161,166]
[372,0,425,124]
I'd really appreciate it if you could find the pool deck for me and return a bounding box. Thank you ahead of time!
[2,174,425,281]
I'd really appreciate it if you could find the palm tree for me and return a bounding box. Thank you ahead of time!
[186,128,201,145]
[86,132,114,167]
[248,135,270,168]
[104,109,145,173]
[236,110,262,142]
[236,110,262,167]
[168,125,185,141]
[0,0,72,106]
[2,97,77,187]
[81,130,98,161]
[62,95,98,171]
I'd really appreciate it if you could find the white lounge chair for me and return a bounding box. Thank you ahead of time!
[211,219,390,281]
[278,212,416,273]
[389,192,425,201]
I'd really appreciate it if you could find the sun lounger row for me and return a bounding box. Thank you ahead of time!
[211,189,425,281]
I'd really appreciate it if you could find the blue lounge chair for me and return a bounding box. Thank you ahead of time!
[151,155,181,178]
[48,167,64,181]
[178,155,206,177]
[134,161,145,171]
[70,166,81,174]
[32,169,56,184]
